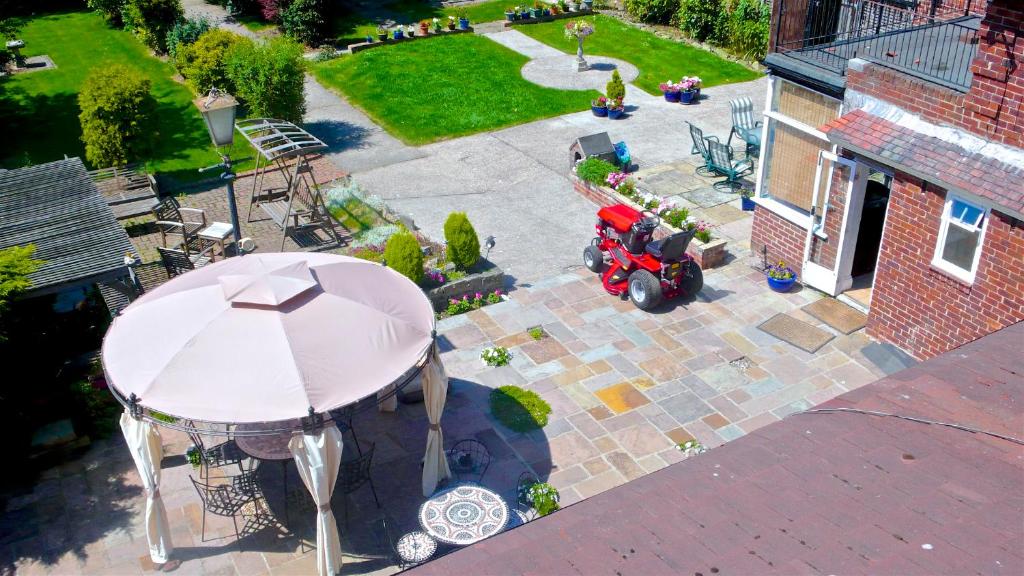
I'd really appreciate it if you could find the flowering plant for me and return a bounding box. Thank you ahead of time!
[432,17,442,31]
[425,269,446,285]
[605,171,628,189]
[766,260,795,280]
[661,206,689,229]
[564,19,594,40]
[591,95,607,109]
[607,96,624,111]
[659,80,682,93]
[679,76,702,91]
[487,289,503,304]
[523,482,560,516]
[690,220,713,243]
[444,290,502,316]
[481,346,512,367]
[676,439,707,458]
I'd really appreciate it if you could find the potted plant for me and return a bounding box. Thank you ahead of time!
[741,190,755,211]
[527,482,560,516]
[607,97,625,119]
[521,6,531,19]
[432,17,442,32]
[458,10,470,29]
[565,19,594,71]
[530,2,541,17]
[766,261,797,292]
[505,7,516,21]
[377,24,388,41]
[543,2,552,16]
[582,0,594,10]
[393,26,404,39]
[551,4,561,15]
[406,24,416,37]
[447,15,457,30]
[659,80,681,102]
[591,95,608,117]
[558,0,569,13]
[567,0,577,11]
[419,19,430,34]
[364,34,373,43]
[680,76,701,104]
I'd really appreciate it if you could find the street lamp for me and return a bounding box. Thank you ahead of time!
[193,88,243,256]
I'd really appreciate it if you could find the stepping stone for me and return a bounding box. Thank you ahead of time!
[758,313,834,354]
[683,186,738,208]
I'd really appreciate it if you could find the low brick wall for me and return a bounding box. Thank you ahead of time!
[425,258,504,311]
[349,27,474,54]
[502,8,594,28]
[572,177,728,269]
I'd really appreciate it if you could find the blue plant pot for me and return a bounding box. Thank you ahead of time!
[741,196,755,211]
[663,91,681,103]
[608,108,624,119]
[583,0,594,9]
[521,11,530,19]
[459,18,470,29]
[505,12,515,21]
[680,90,697,105]
[543,9,551,16]
[591,106,608,117]
[393,30,403,39]
[766,275,797,293]
[365,35,372,43]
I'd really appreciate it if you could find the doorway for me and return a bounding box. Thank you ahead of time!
[843,169,891,309]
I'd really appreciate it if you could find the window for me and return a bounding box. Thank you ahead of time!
[762,120,830,212]
[932,195,988,283]
[774,80,841,129]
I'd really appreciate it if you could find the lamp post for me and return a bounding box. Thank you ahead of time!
[193,88,243,256]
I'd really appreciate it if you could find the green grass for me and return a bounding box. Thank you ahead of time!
[313,34,597,144]
[330,0,510,45]
[516,14,761,95]
[329,197,389,233]
[489,385,552,433]
[0,11,254,182]
[234,14,277,33]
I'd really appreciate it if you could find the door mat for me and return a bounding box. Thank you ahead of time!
[802,298,868,335]
[758,313,834,353]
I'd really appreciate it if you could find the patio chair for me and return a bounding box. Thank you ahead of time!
[511,470,539,524]
[152,196,208,255]
[156,246,213,278]
[687,121,720,177]
[186,428,247,480]
[190,471,266,544]
[328,404,362,456]
[707,140,754,191]
[339,443,380,526]
[380,514,437,569]
[447,439,491,485]
[727,97,763,158]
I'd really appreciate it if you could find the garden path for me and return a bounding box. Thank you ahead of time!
[181,0,264,40]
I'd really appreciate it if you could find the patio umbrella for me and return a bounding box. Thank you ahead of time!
[102,252,438,570]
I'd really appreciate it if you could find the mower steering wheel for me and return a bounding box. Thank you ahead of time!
[640,210,661,229]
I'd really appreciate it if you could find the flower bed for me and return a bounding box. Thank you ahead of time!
[348,25,475,54]
[426,257,506,313]
[572,175,729,269]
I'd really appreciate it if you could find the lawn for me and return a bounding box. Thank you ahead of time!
[0,11,253,182]
[516,14,761,95]
[330,0,509,45]
[313,34,597,144]
[235,13,277,33]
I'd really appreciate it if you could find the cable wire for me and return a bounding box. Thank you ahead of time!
[797,407,1024,446]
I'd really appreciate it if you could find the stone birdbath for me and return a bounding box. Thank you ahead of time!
[564,20,594,72]
[6,39,25,68]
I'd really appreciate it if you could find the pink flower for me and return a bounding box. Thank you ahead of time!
[475,292,483,299]
[494,289,502,295]
[449,298,457,304]
[462,295,469,300]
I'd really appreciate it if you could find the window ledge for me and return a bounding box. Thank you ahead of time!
[752,197,812,230]
[928,260,976,287]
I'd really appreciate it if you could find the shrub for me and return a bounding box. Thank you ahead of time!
[623,0,678,24]
[605,68,625,101]
[489,385,551,432]
[166,16,211,62]
[575,157,617,185]
[0,245,42,325]
[677,0,725,43]
[256,0,282,22]
[443,212,480,271]
[383,231,423,285]
[178,29,250,94]
[123,0,184,53]
[727,0,770,60]
[78,65,157,168]
[88,0,127,25]
[281,0,327,45]
[482,346,512,367]
[226,37,306,122]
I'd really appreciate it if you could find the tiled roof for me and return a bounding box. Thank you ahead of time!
[410,322,1024,575]
[821,109,1024,215]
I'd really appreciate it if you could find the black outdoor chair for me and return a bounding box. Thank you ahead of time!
[447,439,491,485]
[339,443,380,525]
[687,121,721,177]
[328,405,362,456]
[156,246,212,278]
[187,428,247,480]
[190,471,266,543]
[380,514,437,569]
[510,470,540,526]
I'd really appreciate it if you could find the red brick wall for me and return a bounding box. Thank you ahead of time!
[846,0,1024,149]
[750,204,806,276]
[867,174,1024,359]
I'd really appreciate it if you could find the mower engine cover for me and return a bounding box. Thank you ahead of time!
[597,204,642,234]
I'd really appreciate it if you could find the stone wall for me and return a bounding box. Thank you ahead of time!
[425,258,504,311]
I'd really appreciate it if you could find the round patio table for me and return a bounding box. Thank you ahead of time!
[235,420,301,527]
[418,484,509,546]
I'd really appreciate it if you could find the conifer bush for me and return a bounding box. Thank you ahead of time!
[443,212,480,271]
[606,69,626,101]
[383,231,424,285]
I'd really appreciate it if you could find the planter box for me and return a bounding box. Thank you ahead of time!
[503,8,593,27]
[349,27,474,54]
[425,257,505,311]
[571,176,728,269]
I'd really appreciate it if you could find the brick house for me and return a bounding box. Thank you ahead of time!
[750,0,1024,359]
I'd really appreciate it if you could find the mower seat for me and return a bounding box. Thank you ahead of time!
[645,230,696,262]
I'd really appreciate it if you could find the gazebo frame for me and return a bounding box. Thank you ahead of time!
[235,118,340,250]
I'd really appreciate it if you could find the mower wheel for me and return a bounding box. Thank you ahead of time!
[680,261,704,296]
[583,245,604,273]
[628,270,662,311]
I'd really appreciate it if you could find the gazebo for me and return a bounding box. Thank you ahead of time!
[101,252,452,575]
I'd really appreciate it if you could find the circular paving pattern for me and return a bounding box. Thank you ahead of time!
[521,55,639,91]
[419,485,509,545]
[396,531,437,564]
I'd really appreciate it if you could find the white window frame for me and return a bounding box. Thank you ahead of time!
[931,194,989,284]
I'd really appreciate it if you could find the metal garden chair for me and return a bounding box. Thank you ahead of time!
[447,439,491,485]
[339,443,380,525]
[727,97,763,158]
[510,470,540,526]
[707,140,754,191]
[190,471,266,543]
[186,428,247,480]
[687,121,721,176]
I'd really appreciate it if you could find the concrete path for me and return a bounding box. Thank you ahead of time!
[522,56,639,90]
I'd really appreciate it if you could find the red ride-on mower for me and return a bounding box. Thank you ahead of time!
[583,204,703,310]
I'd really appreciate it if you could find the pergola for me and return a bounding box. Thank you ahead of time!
[101,253,452,575]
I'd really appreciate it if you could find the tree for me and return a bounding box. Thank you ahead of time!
[0,245,42,341]
[78,65,158,167]
[677,0,726,44]
[443,212,480,271]
[281,0,327,46]
[87,0,127,25]
[624,0,678,24]
[606,69,625,101]
[123,0,184,52]
[226,37,306,122]
[178,28,250,95]
[383,231,424,285]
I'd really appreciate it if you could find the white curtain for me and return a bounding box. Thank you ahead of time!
[289,424,344,576]
[421,346,451,496]
[119,410,173,565]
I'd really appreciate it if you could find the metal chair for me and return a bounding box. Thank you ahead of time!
[707,140,754,191]
[447,439,491,484]
[156,246,213,278]
[727,97,763,158]
[186,429,247,480]
[512,470,539,523]
[328,405,362,456]
[190,471,266,543]
[152,197,208,254]
[339,443,380,525]
[381,514,437,569]
[687,121,721,177]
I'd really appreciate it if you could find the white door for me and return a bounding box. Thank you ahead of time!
[801,151,863,295]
